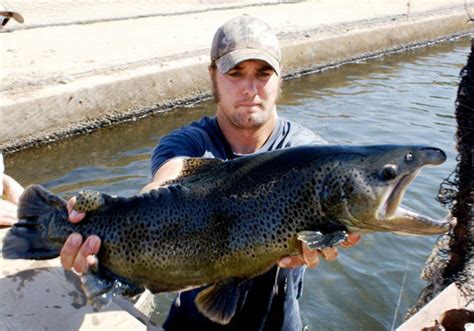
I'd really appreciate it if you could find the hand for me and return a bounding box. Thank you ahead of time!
[278,232,361,269]
[0,174,24,227]
[60,196,101,273]
[0,199,18,226]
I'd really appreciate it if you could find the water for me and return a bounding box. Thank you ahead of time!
[5,36,471,330]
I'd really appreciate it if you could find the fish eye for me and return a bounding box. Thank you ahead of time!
[405,153,414,162]
[381,165,397,180]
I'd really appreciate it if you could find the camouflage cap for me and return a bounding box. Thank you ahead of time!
[210,15,281,76]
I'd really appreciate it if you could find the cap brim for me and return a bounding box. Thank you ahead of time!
[216,48,281,76]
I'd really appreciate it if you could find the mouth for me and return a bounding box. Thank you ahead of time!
[236,101,262,109]
[374,171,450,235]
[381,172,418,219]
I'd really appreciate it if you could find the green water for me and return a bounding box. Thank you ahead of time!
[5,36,471,330]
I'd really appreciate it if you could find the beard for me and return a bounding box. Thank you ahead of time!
[225,107,273,130]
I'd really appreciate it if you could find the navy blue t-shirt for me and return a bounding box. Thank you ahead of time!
[151,116,326,331]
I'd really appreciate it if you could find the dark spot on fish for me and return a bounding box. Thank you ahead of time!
[6,314,13,317]
[53,305,62,309]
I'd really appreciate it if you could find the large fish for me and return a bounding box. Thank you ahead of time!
[2,144,450,324]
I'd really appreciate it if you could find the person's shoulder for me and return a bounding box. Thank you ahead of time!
[172,116,217,135]
[278,116,312,133]
[277,116,327,145]
[157,116,219,146]
[190,116,214,127]
[151,116,225,176]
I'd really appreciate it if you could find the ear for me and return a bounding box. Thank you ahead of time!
[208,64,217,76]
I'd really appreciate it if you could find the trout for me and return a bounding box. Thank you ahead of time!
[2,144,450,324]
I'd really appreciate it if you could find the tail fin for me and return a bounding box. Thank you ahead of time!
[2,185,67,260]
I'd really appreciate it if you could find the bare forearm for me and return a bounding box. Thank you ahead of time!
[141,157,186,193]
[3,174,24,204]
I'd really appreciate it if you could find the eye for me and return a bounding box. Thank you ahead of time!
[381,165,397,180]
[405,153,413,162]
[227,71,241,77]
[257,71,272,78]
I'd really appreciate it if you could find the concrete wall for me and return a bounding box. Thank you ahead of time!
[1,2,473,152]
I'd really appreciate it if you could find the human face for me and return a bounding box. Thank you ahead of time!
[213,60,281,130]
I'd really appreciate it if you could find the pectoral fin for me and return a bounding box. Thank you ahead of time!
[297,230,348,250]
[75,191,106,213]
[195,278,246,325]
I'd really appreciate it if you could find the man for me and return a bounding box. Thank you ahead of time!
[0,152,24,226]
[61,15,360,330]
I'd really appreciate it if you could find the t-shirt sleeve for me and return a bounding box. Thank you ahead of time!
[150,127,206,176]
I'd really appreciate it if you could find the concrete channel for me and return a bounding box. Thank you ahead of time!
[1,1,474,330]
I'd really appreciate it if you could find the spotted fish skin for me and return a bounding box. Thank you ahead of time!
[2,144,449,324]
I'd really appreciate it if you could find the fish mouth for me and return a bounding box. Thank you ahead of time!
[375,171,450,235]
[386,206,452,235]
[380,172,417,219]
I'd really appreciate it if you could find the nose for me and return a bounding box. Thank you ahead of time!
[242,77,257,97]
[420,147,447,166]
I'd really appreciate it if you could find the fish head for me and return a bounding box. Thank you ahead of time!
[325,145,450,235]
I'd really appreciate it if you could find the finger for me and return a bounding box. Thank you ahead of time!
[0,216,17,227]
[301,244,320,269]
[60,233,83,270]
[0,199,18,215]
[0,201,18,226]
[278,255,305,269]
[340,233,361,248]
[319,247,338,261]
[73,235,101,274]
[66,197,86,223]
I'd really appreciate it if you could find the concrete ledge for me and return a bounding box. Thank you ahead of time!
[1,60,211,151]
[1,5,473,152]
[282,14,474,76]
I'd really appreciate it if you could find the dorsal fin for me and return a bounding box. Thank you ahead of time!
[162,158,224,187]
[181,158,224,177]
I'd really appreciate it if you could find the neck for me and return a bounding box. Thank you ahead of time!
[216,110,278,155]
